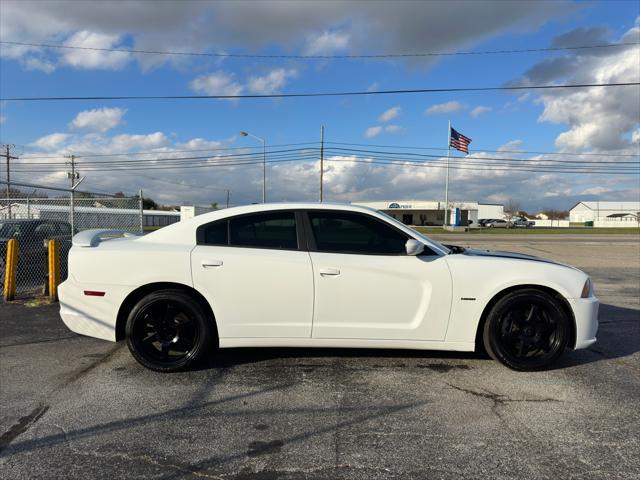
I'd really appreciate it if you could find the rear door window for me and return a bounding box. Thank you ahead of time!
[229,211,298,250]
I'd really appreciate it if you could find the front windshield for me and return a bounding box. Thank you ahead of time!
[376,210,451,255]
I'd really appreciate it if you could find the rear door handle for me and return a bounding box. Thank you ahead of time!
[319,267,340,276]
[201,260,223,268]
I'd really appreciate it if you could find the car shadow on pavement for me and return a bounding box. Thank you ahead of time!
[197,303,638,372]
[198,346,486,371]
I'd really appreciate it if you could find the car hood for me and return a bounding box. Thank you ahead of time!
[460,247,575,269]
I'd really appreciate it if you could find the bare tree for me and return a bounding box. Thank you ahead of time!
[504,199,521,223]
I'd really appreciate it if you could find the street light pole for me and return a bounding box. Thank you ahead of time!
[240,131,266,203]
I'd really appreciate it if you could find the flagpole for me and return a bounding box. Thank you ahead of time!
[444,120,451,228]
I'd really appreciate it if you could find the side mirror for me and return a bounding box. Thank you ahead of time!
[405,239,425,256]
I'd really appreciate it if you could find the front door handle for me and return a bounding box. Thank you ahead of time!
[201,260,223,268]
[319,267,340,276]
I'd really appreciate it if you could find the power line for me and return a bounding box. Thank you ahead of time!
[2,40,637,60]
[18,141,319,159]
[12,157,637,175]
[322,147,640,165]
[2,82,638,102]
[11,153,638,175]
[324,141,640,158]
[15,141,637,161]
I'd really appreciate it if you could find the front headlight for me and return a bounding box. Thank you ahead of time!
[581,278,594,298]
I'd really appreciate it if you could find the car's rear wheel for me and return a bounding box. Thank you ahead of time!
[125,289,214,372]
[483,289,570,371]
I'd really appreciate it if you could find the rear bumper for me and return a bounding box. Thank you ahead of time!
[568,296,599,349]
[58,277,128,342]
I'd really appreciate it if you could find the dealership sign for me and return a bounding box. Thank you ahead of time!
[388,203,412,209]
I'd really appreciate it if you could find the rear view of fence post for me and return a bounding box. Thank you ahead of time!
[139,189,144,234]
[3,238,18,301]
[47,239,60,302]
[69,189,75,234]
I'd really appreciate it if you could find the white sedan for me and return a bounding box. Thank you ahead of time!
[59,203,598,372]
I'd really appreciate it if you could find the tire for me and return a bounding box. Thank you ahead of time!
[483,289,570,371]
[125,289,214,372]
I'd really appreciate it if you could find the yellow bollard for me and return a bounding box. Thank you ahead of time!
[3,238,18,301]
[48,239,60,302]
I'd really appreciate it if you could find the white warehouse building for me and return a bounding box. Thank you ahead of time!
[352,200,504,226]
[569,201,640,227]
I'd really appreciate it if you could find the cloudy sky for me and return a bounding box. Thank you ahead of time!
[0,0,638,211]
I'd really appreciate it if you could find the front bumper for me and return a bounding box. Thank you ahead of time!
[567,296,599,349]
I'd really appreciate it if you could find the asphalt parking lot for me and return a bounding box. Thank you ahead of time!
[1,234,638,479]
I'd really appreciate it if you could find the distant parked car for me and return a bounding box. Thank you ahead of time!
[484,219,509,228]
[511,217,535,228]
[0,219,73,279]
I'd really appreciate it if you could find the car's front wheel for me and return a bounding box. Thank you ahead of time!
[483,289,570,371]
[125,289,214,372]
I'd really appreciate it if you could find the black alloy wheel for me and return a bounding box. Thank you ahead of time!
[483,289,570,371]
[126,289,214,372]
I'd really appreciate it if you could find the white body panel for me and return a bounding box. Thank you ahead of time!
[310,252,451,340]
[59,202,598,355]
[191,246,313,338]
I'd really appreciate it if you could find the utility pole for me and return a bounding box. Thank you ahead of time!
[319,125,324,202]
[66,154,80,231]
[2,144,18,219]
[66,154,79,188]
[226,189,231,208]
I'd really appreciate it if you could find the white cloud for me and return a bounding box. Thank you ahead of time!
[69,107,127,133]
[247,68,298,95]
[365,126,383,138]
[513,21,640,151]
[379,106,400,123]
[61,30,130,70]
[1,1,575,72]
[304,30,350,55]
[0,115,5,125]
[426,101,464,115]
[367,82,380,92]
[189,72,244,97]
[32,133,71,151]
[23,57,56,74]
[632,129,640,144]
[365,124,403,138]
[109,132,169,152]
[498,140,524,152]
[470,106,491,118]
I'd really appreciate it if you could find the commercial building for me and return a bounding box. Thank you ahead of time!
[352,200,504,226]
[569,201,639,227]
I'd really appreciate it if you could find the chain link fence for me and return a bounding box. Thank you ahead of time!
[1,181,145,299]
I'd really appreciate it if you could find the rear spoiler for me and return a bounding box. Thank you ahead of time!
[72,229,140,247]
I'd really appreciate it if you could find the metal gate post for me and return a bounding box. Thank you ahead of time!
[3,238,18,301]
[139,189,144,235]
[47,239,60,302]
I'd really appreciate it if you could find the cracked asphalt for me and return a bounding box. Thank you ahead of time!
[1,234,638,479]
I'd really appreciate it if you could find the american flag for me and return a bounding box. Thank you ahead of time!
[450,127,472,154]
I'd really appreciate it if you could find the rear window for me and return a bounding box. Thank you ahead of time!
[202,221,228,246]
[230,212,297,250]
